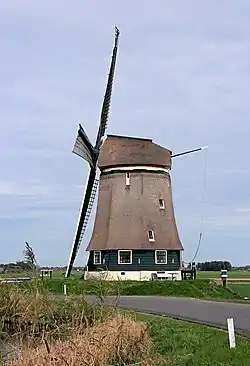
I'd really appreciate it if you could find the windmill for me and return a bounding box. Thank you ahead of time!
[65,27,208,281]
[83,135,207,281]
[65,27,120,278]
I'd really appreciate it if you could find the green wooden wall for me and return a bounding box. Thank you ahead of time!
[87,250,180,272]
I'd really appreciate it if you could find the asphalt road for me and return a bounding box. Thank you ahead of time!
[86,296,250,337]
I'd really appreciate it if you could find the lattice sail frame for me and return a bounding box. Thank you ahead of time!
[65,27,120,277]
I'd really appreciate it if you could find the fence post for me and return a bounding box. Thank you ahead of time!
[221,269,228,287]
[227,318,236,348]
[63,284,67,296]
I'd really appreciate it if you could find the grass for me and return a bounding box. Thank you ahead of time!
[7,314,153,366]
[10,311,250,365]
[39,278,242,301]
[230,284,250,298]
[2,275,249,306]
[135,313,250,366]
[1,280,250,365]
[0,281,153,365]
[1,277,244,302]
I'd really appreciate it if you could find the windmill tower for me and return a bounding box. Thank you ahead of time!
[65,28,207,280]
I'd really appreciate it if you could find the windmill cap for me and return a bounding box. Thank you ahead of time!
[98,134,172,170]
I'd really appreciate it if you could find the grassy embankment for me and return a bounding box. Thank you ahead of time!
[1,281,250,365]
[42,278,243,301]
[2,269,250,298]
[0,275,245,301]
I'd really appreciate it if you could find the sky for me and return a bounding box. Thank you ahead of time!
[0,0,250,267]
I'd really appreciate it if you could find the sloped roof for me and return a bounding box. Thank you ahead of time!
[98,134,172,170]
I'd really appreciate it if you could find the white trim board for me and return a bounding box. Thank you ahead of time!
[102,165,170,174]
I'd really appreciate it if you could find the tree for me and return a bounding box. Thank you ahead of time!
[23,242,38,270]
[196,261,232,271]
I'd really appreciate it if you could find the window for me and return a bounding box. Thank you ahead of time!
[159,199,165,209]
[125,172,130,186]
[155,250,167,264]
[93,251,101,265]
[148,230,155,242]
[118,250,132,264]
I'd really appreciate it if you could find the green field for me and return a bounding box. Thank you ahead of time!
[197,270,250,279]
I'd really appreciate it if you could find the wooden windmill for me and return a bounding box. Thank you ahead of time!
[65,28,207,280]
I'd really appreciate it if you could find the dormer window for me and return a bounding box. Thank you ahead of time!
[125,172,130,186]
[159,199,165,209]
[148,230,155,242]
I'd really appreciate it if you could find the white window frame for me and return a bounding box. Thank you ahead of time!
[118,250,132,264]
[93,251,101,265]
[147,230,155,242]
[159,198,165,209]
[125,172,130,186]
[155,250,167,264]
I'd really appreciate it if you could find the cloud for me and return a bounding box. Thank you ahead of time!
[0,181,51,196]
[235,207,250,213]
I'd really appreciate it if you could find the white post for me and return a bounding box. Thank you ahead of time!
[227,318,236,348]
[63,284,67,296]
[125,172,130,186]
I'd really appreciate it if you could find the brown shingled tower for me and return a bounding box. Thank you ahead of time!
[85,134,184,281]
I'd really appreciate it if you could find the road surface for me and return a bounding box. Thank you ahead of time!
[86,296,250,337]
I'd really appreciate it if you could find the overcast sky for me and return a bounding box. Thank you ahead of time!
[0,0,249,267]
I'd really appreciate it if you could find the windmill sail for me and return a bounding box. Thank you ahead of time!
[72,124,95,167]
[65,27,120,278]
[95,26,120,149]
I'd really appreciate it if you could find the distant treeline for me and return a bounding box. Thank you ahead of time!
[233,265,250,271]
[0,262,82,274]
[0,261,33,273]
[196,261,232,271]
